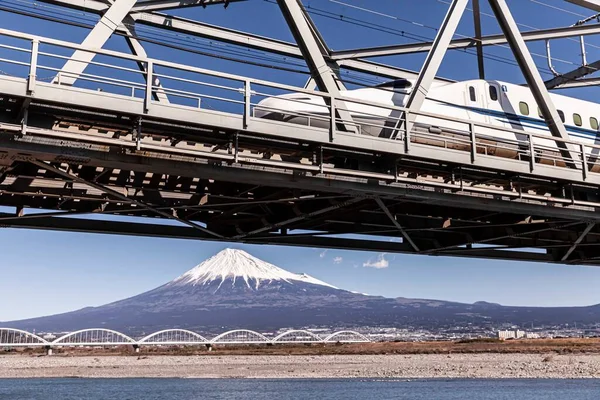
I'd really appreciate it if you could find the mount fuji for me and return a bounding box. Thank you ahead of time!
[4,248,600,334]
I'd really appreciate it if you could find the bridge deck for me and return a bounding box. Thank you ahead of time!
[1,28,600,265]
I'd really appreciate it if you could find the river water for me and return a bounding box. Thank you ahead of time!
[1,378,599,399]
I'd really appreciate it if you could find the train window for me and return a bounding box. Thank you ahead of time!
[489,85,498,101]
[519,102,529,116]
[573,113,582,127]
[469,86,476,102]
[591,117,599,130]
[557,110,565,123]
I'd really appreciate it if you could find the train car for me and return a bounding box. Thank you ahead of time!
[254,79,600,169]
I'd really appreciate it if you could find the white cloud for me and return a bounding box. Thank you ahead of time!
[363,253,389,269]
[333,256,343,264]
[319,250,328,258]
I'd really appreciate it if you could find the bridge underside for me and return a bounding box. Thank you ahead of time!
[2,95,600,266]
[2,0,600,266]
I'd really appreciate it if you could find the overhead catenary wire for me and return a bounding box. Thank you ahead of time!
[0,0,397,88]
[2,0,591,86]
[438,0,600,52]
[325,0,585,70]
[0,0,562,84]
[0,0,314,75]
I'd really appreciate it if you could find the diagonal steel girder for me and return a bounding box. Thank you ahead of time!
[394,0,468,139]
[231,197,364,240]
[52,0,138,86]
[122,16,170,103]
[30,160,225,238]
[276,0,355,133]
[374,197,419,252]
[489,0,579,168]
[561,222,596,261]
[50,0,235,87]
[34,0,443,83]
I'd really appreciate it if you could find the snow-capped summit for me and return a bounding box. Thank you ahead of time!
[170,248,337,290]
[7,248,600,336]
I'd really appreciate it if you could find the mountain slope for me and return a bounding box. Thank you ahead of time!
[4,248,600,335]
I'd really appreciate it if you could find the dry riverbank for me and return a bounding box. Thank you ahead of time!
[2,353,600,379]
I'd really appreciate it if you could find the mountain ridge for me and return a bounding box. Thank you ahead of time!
[4,248,600,335]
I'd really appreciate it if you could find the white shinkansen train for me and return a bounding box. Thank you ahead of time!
[254,78,600,168]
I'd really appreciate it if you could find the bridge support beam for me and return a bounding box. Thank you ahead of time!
[53,0,138,86]
[122,17,170,103]
[562,222,596,261]
[375,198,419,252]
[397,0,469,139]
[276,0,356,134]
[488,0,579,168]
[45,346,53,356]
[29,160,224,239]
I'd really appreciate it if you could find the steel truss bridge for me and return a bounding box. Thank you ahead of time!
[0,328,370,349]
[2,0,600,264]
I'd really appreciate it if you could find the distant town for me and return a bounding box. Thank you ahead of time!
[273,324,600,342]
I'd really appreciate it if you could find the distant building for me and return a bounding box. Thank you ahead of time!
[497,330,526,340]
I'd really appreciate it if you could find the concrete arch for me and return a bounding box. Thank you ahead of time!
[139,329,209,344]
[211,329,270,344]
[324,330,370,343]
[52,328,136,345]
[0,328,49,345]
[273,330,324,343]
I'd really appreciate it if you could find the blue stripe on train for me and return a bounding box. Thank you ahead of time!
[430,98,600,142]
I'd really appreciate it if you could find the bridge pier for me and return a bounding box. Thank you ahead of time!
[45,346,53,356]
[205,344,213,352]
[133,345,140,353]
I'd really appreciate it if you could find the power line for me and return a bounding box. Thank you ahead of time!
[284,0,558,76]
[328,0,582,70]
[0,0,313,75]
[0,0,387,89]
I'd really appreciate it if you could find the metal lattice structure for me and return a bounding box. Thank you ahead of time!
[0,328,371,347]
[1,1,600,264]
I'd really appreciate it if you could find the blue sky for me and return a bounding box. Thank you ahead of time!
[2,0,600,321]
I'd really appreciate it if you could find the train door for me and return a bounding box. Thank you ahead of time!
[484,81,506,128]
[465,83,487,124]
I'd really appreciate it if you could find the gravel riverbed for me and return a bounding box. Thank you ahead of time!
[2,354,600,379]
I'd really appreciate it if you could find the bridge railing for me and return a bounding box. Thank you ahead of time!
[0,27,598,184]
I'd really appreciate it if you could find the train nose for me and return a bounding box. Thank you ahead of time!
[254,97,278,119]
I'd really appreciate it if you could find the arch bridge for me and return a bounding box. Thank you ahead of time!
[0,328,370,348]
[0,1,600,264]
